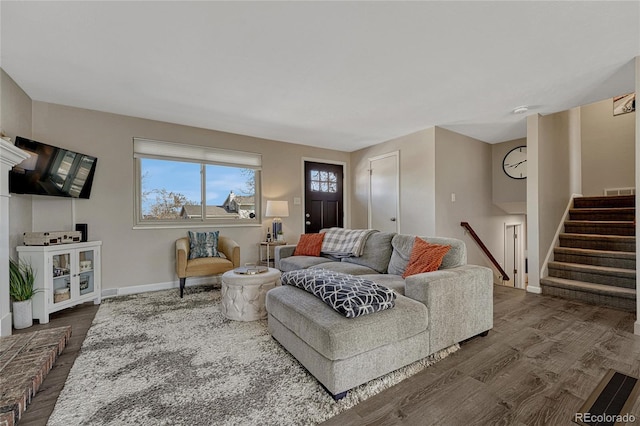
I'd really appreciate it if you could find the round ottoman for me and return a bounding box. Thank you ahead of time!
[221,267,281,321]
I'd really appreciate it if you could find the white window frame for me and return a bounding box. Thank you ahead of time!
[133,138,262,228]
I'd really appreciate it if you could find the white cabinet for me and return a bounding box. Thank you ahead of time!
[17,241,101,324]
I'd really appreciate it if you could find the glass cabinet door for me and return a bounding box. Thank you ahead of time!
[52,252,71,304]
[78,249,95,296]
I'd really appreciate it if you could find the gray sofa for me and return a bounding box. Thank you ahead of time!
[265,231,493,399]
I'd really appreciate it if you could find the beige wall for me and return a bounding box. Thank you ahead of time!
[434,128,525,279]
[492,138,527,214]
[17,101,349,291]
[350,128,436,235]
[0,69,34,258]
[539,111,572,264]
[581,97,635,196]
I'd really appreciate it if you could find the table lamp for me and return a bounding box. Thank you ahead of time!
[265,200,289,241]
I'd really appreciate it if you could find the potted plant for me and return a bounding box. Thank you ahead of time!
[9,258,37,329]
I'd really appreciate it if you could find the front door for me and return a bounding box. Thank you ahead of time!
[304,161,344,233]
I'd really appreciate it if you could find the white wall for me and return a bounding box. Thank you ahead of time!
[16,101,349,292]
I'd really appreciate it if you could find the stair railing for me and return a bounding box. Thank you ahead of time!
[460,222,510,282]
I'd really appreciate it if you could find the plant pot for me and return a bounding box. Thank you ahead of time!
[13,299,33,329]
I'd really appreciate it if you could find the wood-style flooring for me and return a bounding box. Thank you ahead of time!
[322,285,640,425]
[11,286,640,425]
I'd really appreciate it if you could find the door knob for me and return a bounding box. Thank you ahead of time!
[305,213,310,218]
[306,221,311,225]
[390,217,397,222]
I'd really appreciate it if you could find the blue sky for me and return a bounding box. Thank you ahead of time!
[141,158,253,210]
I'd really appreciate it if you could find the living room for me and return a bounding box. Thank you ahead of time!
[1,1,640,424]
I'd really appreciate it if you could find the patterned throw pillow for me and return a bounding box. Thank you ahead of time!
[402,237,451,278]
[188,230,220,260]
[293,233,325,257]
[281,269,396,318]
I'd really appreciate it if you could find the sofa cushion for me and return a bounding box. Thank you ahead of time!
[279,255,333,272]
[402,238,451,278]
[341,231,395,273]
[359,273,406,295]
[293,233,325,256]
[281,269,396,318]
[266,285,428,360]
[309,262,378,275]
[388,235,467,276]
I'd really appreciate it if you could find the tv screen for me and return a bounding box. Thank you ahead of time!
[10,136,98,199]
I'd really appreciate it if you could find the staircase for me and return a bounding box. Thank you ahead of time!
[540,195,636,311]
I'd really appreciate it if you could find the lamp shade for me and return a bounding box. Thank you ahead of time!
[265,200,289,217]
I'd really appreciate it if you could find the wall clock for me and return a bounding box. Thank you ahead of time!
[502,146,527,179]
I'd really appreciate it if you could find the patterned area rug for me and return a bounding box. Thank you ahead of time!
[48,285,459,426]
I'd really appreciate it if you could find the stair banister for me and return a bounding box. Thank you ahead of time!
[460,222,510,282]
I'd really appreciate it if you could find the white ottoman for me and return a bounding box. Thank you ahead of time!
[221,267,281,321]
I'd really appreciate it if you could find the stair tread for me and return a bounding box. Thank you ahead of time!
[565,220,634,225]
[540,277,636,298]
[570,207,635,212]
[554,247,636,258]
[548,261,636,275]
[560,233,635,240]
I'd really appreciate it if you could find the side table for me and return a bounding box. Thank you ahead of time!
[220,267,282,321]
[258,240,287,267]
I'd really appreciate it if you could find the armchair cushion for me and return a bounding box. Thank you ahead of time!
[188,230,220,259]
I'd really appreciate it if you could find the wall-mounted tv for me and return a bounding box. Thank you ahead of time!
[10,136,98,199]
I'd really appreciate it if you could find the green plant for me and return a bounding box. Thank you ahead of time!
[9,258,37,301]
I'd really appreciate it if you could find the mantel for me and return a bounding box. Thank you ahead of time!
[1,137,29,336]
[0,138,29,168]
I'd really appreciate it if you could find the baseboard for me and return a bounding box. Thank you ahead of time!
[1,312,12,337]
[635,321,640,336]
[526,284,542,294]
[102,276,222,299]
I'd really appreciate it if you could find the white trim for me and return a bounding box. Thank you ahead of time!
[504,221,525,289]
[367,151,400,233]
[301,157,349,234]
[540,193,582,282]
[102,276,222,299]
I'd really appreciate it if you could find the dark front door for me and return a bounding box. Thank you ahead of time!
[304,161,344,233]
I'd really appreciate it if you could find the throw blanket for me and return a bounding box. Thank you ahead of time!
[320,228,376,258]
[281,269,396,318]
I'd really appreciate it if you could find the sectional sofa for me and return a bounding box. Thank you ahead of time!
[265,231,494,399]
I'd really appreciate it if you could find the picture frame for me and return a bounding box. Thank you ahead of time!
[613,92,635,116]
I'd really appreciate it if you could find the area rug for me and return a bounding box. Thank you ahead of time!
[48,285,459,426]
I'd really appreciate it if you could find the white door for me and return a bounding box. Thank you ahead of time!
[505,224,523,288]
[369,152,399,233]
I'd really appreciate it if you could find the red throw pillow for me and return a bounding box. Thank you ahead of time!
[402,237,451,278]
[293,233,325,257]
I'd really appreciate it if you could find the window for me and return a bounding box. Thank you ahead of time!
[134,138,261,227]
[310,169,338,193]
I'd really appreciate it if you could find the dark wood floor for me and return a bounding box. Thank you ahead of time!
[11,286,640,425]
[13,302,99,426]
[323,285,640,425]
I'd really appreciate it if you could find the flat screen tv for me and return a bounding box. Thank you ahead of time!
[10,136,98,199]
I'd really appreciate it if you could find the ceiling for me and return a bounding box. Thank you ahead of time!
[1,1,638,152]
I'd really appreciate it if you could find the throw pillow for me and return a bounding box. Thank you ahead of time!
[293,233,325,257]
[402,237,451,278]
[188,230,220,260]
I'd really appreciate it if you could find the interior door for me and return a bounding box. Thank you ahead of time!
[369,153,399,233]
[304,161,344,233]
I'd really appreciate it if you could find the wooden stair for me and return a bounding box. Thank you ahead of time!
[540,195,636,311]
